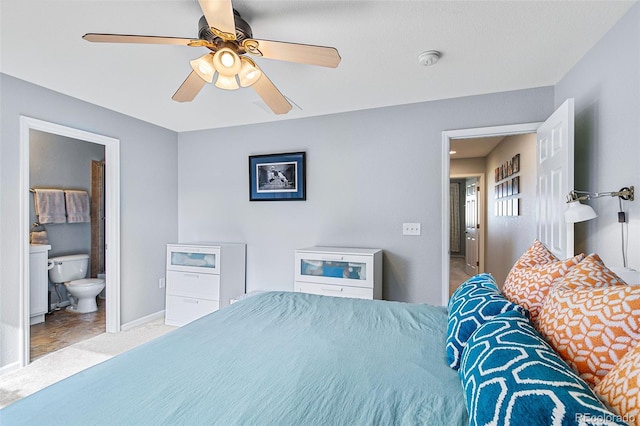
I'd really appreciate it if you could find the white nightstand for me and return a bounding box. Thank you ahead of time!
[165,243,246,326]
[294,246,382,300]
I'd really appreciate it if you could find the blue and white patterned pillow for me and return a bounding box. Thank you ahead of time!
[446,274,527,370]
[459,310,626,426]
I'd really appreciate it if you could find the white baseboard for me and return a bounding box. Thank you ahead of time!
[120,310,165,331]
[0,360,22,377]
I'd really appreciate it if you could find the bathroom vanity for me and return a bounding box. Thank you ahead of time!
[29,244,52,325]
[165,243,246,327]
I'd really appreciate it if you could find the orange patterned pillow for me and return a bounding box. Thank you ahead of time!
[503,239,558,302]
[560,253,627,289]
[538,284,640,388]
[595,342,640,426]
[502,254,584,324]
[510,239,558,270]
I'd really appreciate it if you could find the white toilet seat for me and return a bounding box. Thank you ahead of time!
[64,278,105,313]
[67,278,105,288]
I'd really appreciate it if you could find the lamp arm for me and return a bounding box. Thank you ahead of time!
[567,186,634,203]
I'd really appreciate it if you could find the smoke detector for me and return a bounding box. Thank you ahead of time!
[418,50,441,66]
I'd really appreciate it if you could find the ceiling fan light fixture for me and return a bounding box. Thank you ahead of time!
[190,53,215,83]
[213,47,241,77]
[214,73,239,90]
[238,57,262,87]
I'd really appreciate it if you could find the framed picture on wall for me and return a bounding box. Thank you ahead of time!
[512,176,520,195]
[513,153,520,173]
[249,152,306,201]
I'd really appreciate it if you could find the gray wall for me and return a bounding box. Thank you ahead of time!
[450,157,486,176]
[555,2,640,270]
[484,133,537,285]
[177,87,554,304]
[1,74,179,370]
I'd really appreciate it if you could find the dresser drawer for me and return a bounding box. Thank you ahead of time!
[294,281,374,300]
[165,295,219,326]
[167,244,221,274]
[295,252,374,289]
[166,270,220,300]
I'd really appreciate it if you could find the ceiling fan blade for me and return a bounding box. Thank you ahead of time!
[198,0,236,41]
[243,39,341,68]
[83,33,204,46]
[172,71,207,102]
[251,71,292,115]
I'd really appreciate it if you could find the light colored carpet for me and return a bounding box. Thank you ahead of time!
[0,317,176,409]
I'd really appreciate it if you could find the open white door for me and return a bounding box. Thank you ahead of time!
[536,99,575,259]
[464,177,480,276]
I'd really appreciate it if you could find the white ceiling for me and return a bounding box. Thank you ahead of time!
[450,136,505,159]
[1,1,636,132]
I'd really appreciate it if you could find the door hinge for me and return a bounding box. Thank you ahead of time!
[476,261,480,267]
[476,224,480,228]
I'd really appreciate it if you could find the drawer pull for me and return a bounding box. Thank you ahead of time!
[319,255,345,261]
[321,286,343,292]
[183,298,199,304]
[184,273,199,279]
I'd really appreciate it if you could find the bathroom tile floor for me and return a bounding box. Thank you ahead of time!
[30,299,105,361]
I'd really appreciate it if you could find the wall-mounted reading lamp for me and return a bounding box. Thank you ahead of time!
[564,186,634,223]
[564,185,635,269]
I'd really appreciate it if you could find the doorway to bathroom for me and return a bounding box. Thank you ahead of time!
[29,132,105,360]
[19,116,121,367]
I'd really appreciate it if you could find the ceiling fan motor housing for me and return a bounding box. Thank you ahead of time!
[198,10,252,45]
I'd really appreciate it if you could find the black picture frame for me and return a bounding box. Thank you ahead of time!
[249,152,306,201]
[513,153,520,173]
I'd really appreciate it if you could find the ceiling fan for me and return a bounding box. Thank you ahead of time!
[83,0,341,115]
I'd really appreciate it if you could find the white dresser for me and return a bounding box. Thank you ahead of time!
[294,246,382,300]
[165,243,246,327]
[30,244,52,325]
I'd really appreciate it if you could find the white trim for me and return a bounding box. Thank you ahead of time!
[0,361,23,376]
[19,116,121,367]
[121,310,165,331]
[441,123,542,307]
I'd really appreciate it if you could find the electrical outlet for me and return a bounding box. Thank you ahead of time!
[402,222,421,236]
[159,277,165,289]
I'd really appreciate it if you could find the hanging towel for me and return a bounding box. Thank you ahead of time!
[33,189,66,224]
[30,230,49,245]
[30,222,49,244]
[64,190,91,223]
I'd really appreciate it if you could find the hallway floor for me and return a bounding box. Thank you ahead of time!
[450,256,471,296]
[30,299,105,361]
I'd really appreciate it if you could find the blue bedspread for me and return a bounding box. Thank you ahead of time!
[1,292,467,425]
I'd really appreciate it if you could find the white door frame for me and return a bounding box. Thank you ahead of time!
[442,122,542,306]
[19,116,121,367]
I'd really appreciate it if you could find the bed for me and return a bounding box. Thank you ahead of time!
[0,291,469,425]
[4,240,639,426]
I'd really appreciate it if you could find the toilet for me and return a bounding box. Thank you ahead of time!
[48,254,105,313]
